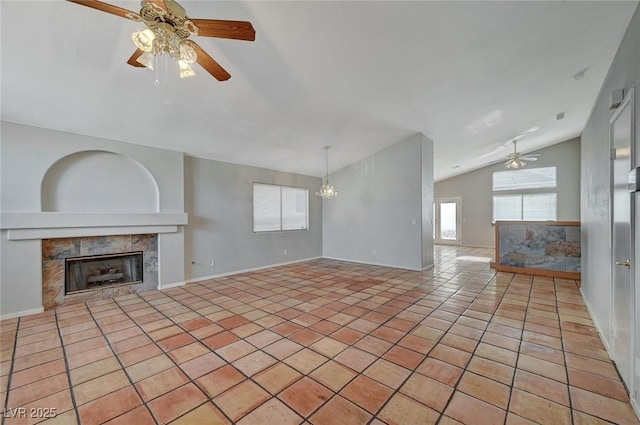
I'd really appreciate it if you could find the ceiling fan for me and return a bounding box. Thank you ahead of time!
[505,139,541,169]
[66,0,255,81]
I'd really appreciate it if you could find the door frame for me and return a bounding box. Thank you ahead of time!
[609,86,635,397]
[434,197,462,245]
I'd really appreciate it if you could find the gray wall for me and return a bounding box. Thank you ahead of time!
[184,156,323,280]
[435,137,581,247]
[581,2,640,408]
[323,133,434,271]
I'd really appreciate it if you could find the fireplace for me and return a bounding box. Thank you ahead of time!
[65,251,143,294]
[42,234,159,309]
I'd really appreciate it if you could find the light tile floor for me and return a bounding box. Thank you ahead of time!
[1,246,639,424]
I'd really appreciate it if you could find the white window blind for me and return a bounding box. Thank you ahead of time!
[492,167,557,191]
[253,183,308,232]
[282,186,308,230]
[493,194,557,222]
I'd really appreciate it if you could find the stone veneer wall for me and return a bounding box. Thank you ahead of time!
[497,222,581,272]
[42,234,158,309]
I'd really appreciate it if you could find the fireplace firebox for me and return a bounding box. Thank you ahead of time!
[65,251,143,294]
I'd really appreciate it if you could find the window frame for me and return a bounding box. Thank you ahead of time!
[253,182,309,233]
[492,193,557,223]
[491,166,558,224]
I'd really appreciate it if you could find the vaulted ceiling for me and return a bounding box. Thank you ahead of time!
[1,1,637,180]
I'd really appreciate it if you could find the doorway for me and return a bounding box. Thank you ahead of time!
[434,197,462,245]
[610,87,635,393]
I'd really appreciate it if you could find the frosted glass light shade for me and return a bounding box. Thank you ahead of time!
[178,60,195,78]
[136,51,155,70]
[179,41,197,64]
[132,29,155,52]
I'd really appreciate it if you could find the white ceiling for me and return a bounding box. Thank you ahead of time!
[1,1,637,181]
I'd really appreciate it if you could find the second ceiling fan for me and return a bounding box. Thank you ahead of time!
[67,0,255,81]
[505,140,541,169]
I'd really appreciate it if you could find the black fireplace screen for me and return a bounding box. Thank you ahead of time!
[65,251,143,294]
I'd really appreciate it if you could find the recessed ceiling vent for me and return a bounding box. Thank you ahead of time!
[556,112,565,120]
[572,68,588,80]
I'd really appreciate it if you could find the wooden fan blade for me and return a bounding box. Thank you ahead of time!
[66,0,138,20]
[127,49,146,67]
[192,42,231,81]
[190,18,256,41]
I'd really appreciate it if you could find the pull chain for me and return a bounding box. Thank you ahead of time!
[164,55,170,105]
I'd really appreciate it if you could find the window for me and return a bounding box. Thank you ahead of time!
[493,194,557,222]
[492,167,556,191]
[492,167,557,222]
[253,183,308,232]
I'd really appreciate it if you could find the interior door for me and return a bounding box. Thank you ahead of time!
[610,88,634,392]
[434,198,462,245]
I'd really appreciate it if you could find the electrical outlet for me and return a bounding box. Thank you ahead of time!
[283,249,288,256]
[209,259,215,267]
[372,249,377,256]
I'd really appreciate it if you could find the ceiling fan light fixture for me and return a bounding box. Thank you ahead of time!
[504,140,531,169]
[505,157,526,169]
[178,60,196,78]
[315,146,339,200]
[132,29,155,52]
[136,51,155,69]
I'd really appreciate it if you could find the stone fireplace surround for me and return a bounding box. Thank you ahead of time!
[42,234,158,310]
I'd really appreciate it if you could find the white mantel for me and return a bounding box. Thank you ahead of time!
[1,212,188,240]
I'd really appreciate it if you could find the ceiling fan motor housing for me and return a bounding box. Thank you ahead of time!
[140,0,197,39]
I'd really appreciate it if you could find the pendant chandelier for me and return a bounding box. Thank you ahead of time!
[315,146,339,199]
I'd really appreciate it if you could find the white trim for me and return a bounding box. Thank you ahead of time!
[321,256,423,271]
[184,257,323,284]
[581,287,611,353]
[1,212,187,229]
[158,281,186,290]
[0,307,45,320]
[435,243,494,249]
[632,396,640,422]
[608,87,636,397]
[435,197,463,246]
[8,225,178,241]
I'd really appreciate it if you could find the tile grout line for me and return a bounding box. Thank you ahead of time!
[352,259,506,423]
[1,316,21,425]
[431,270,515,424]
[556,276,577,425]
[53,308,83,425]
[502,273,533,425]
[113,289,298,424]
[81,299,160,425]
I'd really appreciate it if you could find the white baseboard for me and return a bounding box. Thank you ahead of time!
[158,281,186,290]
[632,396,640,423]
[321,256,423,271]
[0,306,45,320]
[580,288,640,422]
[579,287,611,354]
[184,256,323,284]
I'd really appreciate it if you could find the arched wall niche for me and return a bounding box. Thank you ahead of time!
[41,150,160,213]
